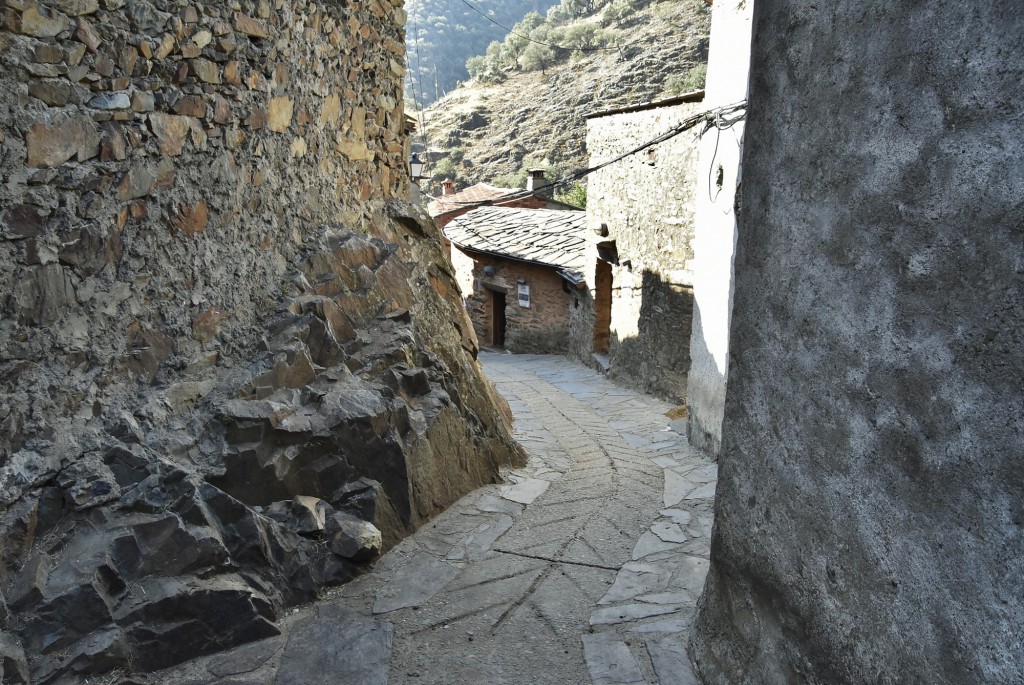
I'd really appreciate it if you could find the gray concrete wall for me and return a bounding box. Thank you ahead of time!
[573,100,702,403]
[691,2,1024,684]
[685,0,753,457]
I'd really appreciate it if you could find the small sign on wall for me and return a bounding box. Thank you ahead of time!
[517,282,531,308]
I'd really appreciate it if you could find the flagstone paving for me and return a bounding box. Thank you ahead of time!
[152,353,716,685]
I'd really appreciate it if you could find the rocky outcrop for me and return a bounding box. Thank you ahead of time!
[0,0,524,681]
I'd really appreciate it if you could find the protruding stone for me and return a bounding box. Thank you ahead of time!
[336,138,374,161]
[266,496,332,535]
[89,91,131,110]
[116,161,157,201]
[18,3,72,37]
[50,0,99,16]
[319,93,341,128]
[130,89,155,113]
[325,512,382,561]
[56,454,121,510]
[28,80,72,106]
[191,58,220,84]
[114,576,280,672]
[74,16,100,51]
[25,115,99,167]
[268,96,293,133]
[155,33,175,59]
[149,113,191,156]
[233,12,270,38]
[174,95,206,118]
[3,205,48,239]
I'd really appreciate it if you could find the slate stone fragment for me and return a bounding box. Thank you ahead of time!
[276,604,392,685]
[114,576,280,672]
[325,511,382,561]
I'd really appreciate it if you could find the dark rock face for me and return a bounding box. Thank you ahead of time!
[0,0,525,680]
[691,2,1024,684]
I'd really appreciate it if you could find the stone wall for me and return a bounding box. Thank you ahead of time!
[691,2,1024,683]
[684,0,753,457]
[451,246,573,354]
[571,97,702,403]
[0,0,524,680]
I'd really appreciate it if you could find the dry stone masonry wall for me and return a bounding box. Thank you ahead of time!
[0,0,525,681]
[571,99,702,403]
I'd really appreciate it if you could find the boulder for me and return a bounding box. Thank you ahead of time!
[264,496,332,535]
[325,512,382,562]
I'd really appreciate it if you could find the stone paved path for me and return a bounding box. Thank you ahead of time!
[155,353,716,685]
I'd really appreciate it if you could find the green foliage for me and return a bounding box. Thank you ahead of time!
[554,183,587,208]
[604,0,638,21]
[461,0,634,82]
[520,42,556,72]
[665,63,707,95]
[431,157,458,179]
[406,0,561,106]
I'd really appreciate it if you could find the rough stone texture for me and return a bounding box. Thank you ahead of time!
[691,2,1024,684]
[684,0,753,457]
[0,0,524,680]
[570,97,703,403]
[450,249,577,353]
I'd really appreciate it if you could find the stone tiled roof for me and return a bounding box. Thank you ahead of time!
[443,206,587,278]
[427,183,519,216]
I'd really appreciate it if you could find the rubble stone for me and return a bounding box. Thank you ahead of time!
[25,114,100,167]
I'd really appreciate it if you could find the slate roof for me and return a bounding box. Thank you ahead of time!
[427,183,519,217]
[443,206,587,280]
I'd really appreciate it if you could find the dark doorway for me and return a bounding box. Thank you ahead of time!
[491,289,507,347]
[593,261,612,354]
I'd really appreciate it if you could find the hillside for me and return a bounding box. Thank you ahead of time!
[405,0,560,106]
[413,0,711,199]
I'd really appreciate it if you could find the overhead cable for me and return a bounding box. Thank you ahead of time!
[440,100,748,210]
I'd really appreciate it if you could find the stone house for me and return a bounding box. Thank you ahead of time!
[444,206,586,353]
[569,92,705,403]
[428,170,579,255]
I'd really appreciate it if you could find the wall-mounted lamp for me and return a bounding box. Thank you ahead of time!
[410,153,424,180]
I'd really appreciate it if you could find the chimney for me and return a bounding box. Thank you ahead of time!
[526,168,547,196]
[442,180,455,195]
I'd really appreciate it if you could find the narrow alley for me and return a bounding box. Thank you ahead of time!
[157,353,716,685]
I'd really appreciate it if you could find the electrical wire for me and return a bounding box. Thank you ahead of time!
[440,101,747,211]
[703,106,745,203]
[409,18,431,160]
